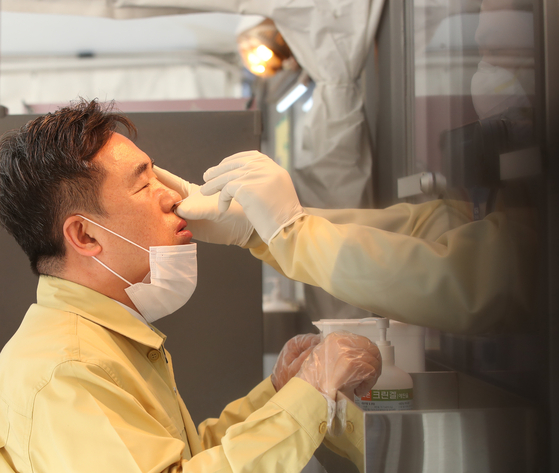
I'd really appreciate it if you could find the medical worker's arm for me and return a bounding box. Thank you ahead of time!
[250,205,535,334]
[201,153,534,334]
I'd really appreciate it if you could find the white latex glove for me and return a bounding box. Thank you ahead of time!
[200,151,307,245]
[154,166,254,247]
[271,334,321,392]
[296,331,382,402]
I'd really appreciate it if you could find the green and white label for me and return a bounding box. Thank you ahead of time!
[354,388,414,411]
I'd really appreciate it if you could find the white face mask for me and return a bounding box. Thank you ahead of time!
[78,215,197,323]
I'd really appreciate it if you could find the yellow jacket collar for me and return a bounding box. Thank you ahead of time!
[37,275,165,349]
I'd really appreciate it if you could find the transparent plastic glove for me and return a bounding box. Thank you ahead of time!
[201,151,307,245]
[271,334,321,392]
[296,331,382,400]
[154,166,254,247]
[296,331,382,433]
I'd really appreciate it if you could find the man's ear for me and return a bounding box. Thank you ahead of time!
[63,216,102,257]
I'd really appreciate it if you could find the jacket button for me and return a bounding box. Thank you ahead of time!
[319,422,327,434]
[148,349,160,362]
[345,421,354,434]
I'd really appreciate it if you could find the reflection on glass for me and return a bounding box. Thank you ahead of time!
[410,0,541,398]
[413,0,535,178]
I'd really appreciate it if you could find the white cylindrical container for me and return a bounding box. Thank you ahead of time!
[355,319,414,411]
[312,317,426,373]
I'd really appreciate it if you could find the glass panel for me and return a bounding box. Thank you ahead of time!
[411,0,544,403]
[412,0,536,183]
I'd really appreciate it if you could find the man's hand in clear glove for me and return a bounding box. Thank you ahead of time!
[271,334,321,392]
[296,331,382,401]
[154,166,254,247]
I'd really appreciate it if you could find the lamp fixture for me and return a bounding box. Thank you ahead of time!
[237,18,294,78]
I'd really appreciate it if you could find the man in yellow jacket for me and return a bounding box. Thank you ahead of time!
[0,100,381,473]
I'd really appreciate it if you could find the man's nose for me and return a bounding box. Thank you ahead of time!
[160,184,182,212]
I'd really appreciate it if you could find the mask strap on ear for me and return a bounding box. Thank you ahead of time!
[92,256,134,286]
[77,215,149,254]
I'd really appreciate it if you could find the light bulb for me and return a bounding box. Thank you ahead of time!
[255,44,274,62]
[251,64,266,74]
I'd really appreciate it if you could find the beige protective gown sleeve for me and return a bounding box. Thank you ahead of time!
[249,200,536,334]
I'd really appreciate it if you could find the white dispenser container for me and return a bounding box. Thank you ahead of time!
[312,317,426,373]
[354,319,414,411]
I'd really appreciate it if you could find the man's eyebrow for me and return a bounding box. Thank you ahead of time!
[131,159,154,182]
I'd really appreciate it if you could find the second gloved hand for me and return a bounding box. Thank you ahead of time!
[154,166,254,247]
[271,334,321,392]
[200,151,307,245]
[296,331,382,401]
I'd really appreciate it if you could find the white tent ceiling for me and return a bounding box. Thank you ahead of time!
[1,11,243,56]
[0,10,246,114]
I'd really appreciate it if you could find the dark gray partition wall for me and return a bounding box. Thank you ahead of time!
[0,110,263,426]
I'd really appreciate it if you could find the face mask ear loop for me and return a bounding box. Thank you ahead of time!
[92,257,134,286]
[77,215,149,254]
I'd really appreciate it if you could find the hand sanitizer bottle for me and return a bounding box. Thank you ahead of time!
[354,318,414,411]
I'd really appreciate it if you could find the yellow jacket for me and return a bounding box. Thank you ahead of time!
[0,276,363,473]
[250,200,536,334]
